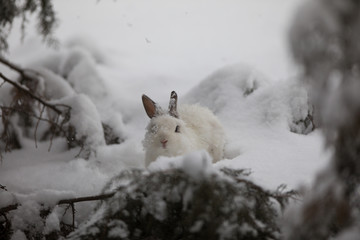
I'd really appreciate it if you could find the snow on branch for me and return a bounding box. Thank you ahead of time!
[0,57,74,159]
[0,54,122,160]
[0,191,116,239]
[0,72,67,115]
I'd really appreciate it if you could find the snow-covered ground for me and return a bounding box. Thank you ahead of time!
[1,0,331,229]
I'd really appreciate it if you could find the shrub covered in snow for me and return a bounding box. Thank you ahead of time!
[0,42,124,159]
[69,153,294,240]
[186,64,315,136]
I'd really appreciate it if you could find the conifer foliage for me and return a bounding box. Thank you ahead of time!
[69,167,294,240]
[0,0,57,52]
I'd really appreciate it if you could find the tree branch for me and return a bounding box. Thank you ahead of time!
[0,192,116,215]
[57,192,116,205]
[0,72,63,115]
[0,57,25,77]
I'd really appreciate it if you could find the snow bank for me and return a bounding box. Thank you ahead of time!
[187,64,312,135]
[185,64,326,189]
[95,139,144,176]
[185,64,270,114]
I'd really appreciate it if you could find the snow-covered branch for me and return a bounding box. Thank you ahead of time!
[0,72,67,115]
[0,192,116,237]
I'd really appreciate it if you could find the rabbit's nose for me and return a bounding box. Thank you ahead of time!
[160,139,168,148]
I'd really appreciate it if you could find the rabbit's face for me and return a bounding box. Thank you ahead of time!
[142,91,197,165]
[144,115,193,158]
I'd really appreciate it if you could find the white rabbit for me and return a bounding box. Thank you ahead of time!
[142,91,225,167]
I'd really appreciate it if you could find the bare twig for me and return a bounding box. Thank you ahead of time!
[34,105,46,148]
[0,105,67,134]
[71,203,75,229]
[48,114,60,152]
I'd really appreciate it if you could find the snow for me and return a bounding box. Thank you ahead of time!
[107,220,129,238]
[334,228,360,240]
[33,67,75,99]
[148,150,215,181]
[0,190,15,208]
[65,48,107,101]
[58,94,106,152]
[10,230,27,240]
[43,206,62,234]
[0,0,332,238]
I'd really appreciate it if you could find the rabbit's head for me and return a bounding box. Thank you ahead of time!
[142,91,196,165]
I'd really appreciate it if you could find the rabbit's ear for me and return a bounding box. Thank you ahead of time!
[168,91,179,118]
[142,94,161,118]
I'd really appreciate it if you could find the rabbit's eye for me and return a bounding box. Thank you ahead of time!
[175,125,180,133]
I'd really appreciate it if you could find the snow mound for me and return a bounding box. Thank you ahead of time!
[24,39,108,102]
[34,67,75,100]
[186,64,313,135]
[65,36,108,65]
[57,94,105,152]
[63,47,107,101]
[186,64,270,114]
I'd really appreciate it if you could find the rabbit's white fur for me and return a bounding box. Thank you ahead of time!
[142,92,225,167]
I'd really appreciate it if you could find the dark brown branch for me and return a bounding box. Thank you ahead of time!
[0,57,25,77]
[0,192,116,215]
[0,72,63,115]
[57,192,116,205]
[0,57,46,87]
